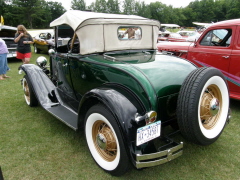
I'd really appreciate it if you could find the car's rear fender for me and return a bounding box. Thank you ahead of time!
[78,86,147,165]
[78,87,143,138]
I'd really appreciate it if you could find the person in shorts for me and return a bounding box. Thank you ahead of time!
[14,25,33,74]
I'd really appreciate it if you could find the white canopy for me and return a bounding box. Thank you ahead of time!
[50,10,161,55]
[50,10,160,31]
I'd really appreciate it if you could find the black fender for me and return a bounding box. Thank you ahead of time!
[78,87,141,138]
[78,87,145,163]
[20,64,58,108]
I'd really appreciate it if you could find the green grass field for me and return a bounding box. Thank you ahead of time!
[1,50,240,180]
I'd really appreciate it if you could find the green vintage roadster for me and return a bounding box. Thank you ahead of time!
[20,10,230,176]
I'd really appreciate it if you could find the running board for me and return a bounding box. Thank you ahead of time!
[46,105,78,130]
[21,64,79,130]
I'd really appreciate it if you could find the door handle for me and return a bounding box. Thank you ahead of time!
[222,56,229,59]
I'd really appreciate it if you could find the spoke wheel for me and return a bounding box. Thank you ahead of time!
[85,104,130,176]
[22,75,38,107]
[92,120,117,162]
[200,85,222,130]
[177,67,229,145]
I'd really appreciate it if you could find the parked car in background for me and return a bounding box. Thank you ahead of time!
[20,10,230,176]
[0,25,17,58]
[177,30,201,41]
[158,30,201,43]
[158,31,186,42]
[33,32,54,54]
[157,18,240,100]
[33,31,71,54]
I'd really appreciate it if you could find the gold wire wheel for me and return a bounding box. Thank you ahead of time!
[23,80,30,102]
[92,120,117,162]
[200,85,222,130]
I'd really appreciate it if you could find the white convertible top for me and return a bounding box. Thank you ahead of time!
[50,10,161,55]
[50,10,160,30]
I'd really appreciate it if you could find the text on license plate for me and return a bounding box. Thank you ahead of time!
[136,121,161,146]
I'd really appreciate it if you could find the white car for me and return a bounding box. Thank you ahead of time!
[0,25,17,58]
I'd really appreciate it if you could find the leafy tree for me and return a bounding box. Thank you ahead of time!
[148,2,166,22]
[3,0,240,29]
[181,7,197,26]
[33,1,65,28]
[134,1,151,18]
[122,0,135,15]
[9,0,49,28]
[94,0,107,12]
[213,0,226,22]
[71,0,86,10]
[225,0,240,19]
[106,0,120,14]
[87,2,95,12]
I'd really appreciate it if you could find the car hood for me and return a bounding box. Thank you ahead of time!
[0,25,17,38]
[157,41,193,52]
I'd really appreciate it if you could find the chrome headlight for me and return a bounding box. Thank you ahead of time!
[36,56,47,68]
[48,49,55,55]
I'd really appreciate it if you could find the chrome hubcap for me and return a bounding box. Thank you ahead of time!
[96,133,107,150]
[210,98,220,116]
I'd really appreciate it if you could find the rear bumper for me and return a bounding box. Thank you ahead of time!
[135,141,183,168]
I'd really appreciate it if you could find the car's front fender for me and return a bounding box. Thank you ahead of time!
[21,64,57,108]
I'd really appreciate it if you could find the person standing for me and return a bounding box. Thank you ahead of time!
[0,38,10,80]
[14,25,33,74]
[134,27,141,39]
[123,27,135,39]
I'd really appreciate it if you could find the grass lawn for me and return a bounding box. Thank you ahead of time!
[1,49,240,180]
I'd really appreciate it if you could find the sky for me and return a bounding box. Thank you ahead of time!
[47,0,194,10]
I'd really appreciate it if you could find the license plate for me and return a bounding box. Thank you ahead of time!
[7,53,16,58]
[136,121,161,146]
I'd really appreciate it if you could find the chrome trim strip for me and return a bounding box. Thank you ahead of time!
[136,142,183,168]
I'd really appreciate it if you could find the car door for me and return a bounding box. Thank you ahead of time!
[228,25,240,98]
[187,26,237,96]
[187,27,234,73]
[53,53,79,111]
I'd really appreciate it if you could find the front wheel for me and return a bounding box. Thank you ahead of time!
[22,75,38,107]
[177,67,229,145]
[84,104,130,176]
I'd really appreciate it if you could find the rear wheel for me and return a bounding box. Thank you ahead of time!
[177,67,229,145]
[22,75,38,107]
[84,104,130,176]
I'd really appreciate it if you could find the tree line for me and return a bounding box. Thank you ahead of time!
[0,0,240,29]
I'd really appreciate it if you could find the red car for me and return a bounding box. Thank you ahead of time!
[158,31,186,42]
[158,31,201,42]
[157,18,240,100]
